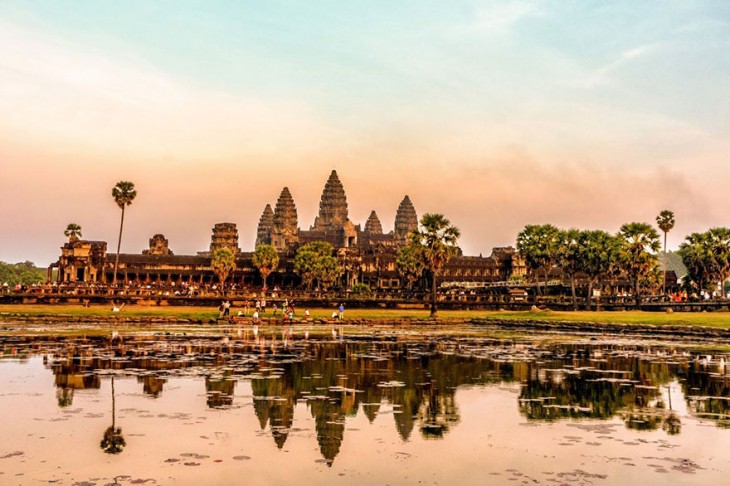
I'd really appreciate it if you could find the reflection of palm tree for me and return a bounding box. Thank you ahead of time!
[662,382,682,435]
[662,412,682,435]
[56,387,74,407]
[100,377,126,454]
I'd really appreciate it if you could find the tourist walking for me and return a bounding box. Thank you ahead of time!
[338,303,345,320]
[223,300,231,317]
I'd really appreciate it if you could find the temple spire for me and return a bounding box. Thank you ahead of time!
[394,195,418,240]
[312,170,348,230]
[255,204,274,247]
[364,210,383,234]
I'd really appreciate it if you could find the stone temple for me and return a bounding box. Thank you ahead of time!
[51,170,525,289]
[255,170,418,254]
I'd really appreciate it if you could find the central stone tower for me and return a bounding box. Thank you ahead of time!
[312,170,348,230]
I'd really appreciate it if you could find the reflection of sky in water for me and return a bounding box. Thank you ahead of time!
[1,338,729,484]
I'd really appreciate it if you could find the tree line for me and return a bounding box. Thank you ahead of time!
[516,210,730,309]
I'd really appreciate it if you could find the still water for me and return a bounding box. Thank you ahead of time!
[1,334,730,485]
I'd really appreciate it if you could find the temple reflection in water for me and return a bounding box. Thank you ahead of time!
[3,335,730,464]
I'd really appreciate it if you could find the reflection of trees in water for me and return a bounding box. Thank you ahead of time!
[100,376,126,454]
[678,360,730,428]
[56,387,74,407]
[21,336,730,459]
[518,356,683,435]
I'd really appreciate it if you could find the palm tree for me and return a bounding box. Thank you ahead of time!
[618,222,661,307]
[409,213,460,318]
[678,232,715,294]
[656,210,675,295]
[64,223,82,241]
[708,227,730,297]
[211,247,237,295]
[576,230,622,310]
[555,229,581,310]
[111,181,137,287]
[516,224,561,296]
[252,244,279,290]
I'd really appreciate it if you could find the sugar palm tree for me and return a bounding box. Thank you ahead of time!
[409,213,460,318]
[516,224,561,296]
[252,244,279,290]
[656,210,675,295]
[111,181,137,287]
[64,223,82,241]
[211,247,237,295]
[618,222,661,307]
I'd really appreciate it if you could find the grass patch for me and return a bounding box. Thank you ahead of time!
[3,304,730,329]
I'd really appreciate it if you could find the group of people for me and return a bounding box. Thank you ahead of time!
[221,300,346,323]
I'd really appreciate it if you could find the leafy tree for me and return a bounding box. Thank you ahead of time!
[64,223,82,241]
[656,210,675,295]
[678,232,715,294]
[294,242,342,291]
[708,227,730,296]
[351,283,371,296]
[252,244,279,290]
[618,222,661,306]
[409,213,460,318]
[575,230,622,310]
[111,181,137,287]
[211,247,236,293]
[555,229,581,310]
[678,228,730,297]
[396,244,426,290]
[0,261,45,286]
[516,224,561,295]
[317,254,342,291]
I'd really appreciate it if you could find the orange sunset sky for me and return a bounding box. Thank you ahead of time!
[1,1,728,265]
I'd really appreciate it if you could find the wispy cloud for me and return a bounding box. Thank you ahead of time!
[0,21,336,160]
[569,44,659,88]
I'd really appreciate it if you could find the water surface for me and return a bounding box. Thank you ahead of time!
[1,334,729,485]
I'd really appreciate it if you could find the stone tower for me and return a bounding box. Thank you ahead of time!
[272,187,298,250]
[209,223,241,254]
[312,170,348,230]
[255,204,274,247]
[394,196,418,240]
[364,210,383,234]
[143,234,173,255]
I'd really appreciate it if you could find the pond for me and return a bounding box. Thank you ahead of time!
[1,333,729,485]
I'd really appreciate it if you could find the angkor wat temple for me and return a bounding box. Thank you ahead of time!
[53,170,525,289]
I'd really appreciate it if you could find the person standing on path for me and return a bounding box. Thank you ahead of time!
[338,303,345,320]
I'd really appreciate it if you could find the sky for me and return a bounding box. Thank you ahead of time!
[1,1,729,266]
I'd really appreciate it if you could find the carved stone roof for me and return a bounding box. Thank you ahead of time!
[394,195,418,239]
[143,234,173,256]
[209,222,241,254]
[256,204,275,247]
[363,210,383,234]
[312,170,348,230]
[274,187,298,235]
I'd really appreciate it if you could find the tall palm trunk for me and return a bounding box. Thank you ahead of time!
[430,271,437,318]
[586,279,594,311]
[634,278,641,309]
[112,206,125,287]
[570,275,577,311]
[662,231,668,295]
